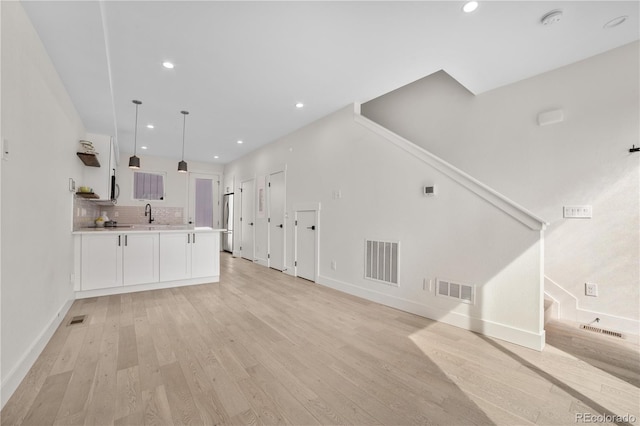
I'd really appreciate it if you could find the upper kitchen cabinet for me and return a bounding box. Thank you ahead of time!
[80,133,117,200]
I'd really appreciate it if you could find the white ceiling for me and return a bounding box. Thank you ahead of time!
[21,1,639,165]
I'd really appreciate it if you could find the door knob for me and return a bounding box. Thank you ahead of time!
[277,224,283,228]
[307,225,316,230]
[249,222,254,226]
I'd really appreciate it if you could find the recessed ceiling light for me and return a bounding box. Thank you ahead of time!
[295,102,304,108]
[214,155,219,159]
[462,1,478,13]
[140,146,148,150]
[237,140,243,144]
[603,15,628,29]
[162,61,174,69]
[146,124,154,129]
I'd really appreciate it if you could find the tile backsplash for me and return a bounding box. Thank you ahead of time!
[74,198,102,229]
[73,198,185,229]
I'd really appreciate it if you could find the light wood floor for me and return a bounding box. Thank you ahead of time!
[3,253,639,425]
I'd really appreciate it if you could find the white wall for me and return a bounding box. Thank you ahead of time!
[114,153,223,219]
[225,105,545,349]
[1,2,86,406]
[361,42,640,333]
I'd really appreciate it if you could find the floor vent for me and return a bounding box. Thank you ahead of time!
[365,239,399,286]
[68,315,87,326]
[436,278,475,304]
[580,324,623,339]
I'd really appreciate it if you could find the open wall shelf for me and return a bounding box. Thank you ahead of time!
[77,152,100,167]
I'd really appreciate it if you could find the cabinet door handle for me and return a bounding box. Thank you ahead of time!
[193,233,196,244]
[125,235,128,246]
[118,235,121,246]
[188,233,190,244]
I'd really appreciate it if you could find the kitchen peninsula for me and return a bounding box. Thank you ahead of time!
[73,226,223,298]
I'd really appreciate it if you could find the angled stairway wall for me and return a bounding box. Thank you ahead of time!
[361,41,640,338]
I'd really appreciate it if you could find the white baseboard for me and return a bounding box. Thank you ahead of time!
[1,298,74,409]
[545,276,639,337]
[317,275,545,351]
[75,276,220,299]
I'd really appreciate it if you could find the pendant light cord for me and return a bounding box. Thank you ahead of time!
[134,103,139,156]
[181,113,186,161]
[132,99,142,156]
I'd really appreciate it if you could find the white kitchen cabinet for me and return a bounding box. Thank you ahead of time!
[81,233,123,290]
[79,230,220,293]
[81,232,159,290]
[191,232,219,278]
[160,231,219,281]
[123,233,159,285]
[159,232,191,281]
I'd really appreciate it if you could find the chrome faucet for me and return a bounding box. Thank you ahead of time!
[145,203,154,224]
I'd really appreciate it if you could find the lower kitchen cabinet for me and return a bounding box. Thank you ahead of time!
[81,233,122,290]
[122,233,160,286]
[192,232,219,278]
[160,231,220,281]
[80,230,220,292]
[81,232,159,290]
[159,232,191,281]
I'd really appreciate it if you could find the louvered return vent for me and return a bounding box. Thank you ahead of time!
[437,278,475,304]
[580,324,623,339]
[365,239,399,286]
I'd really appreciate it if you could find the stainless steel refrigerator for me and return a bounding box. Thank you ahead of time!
[222,193,234,252]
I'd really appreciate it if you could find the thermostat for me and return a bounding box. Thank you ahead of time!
[424,185,436,197]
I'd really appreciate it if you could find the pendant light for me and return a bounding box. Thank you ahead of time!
[178,110,189,173]
[128,100,142,169]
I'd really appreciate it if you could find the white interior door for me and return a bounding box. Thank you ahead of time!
[296,210,316,281]
[189,173,220,228]
[254,177,268,265]
[240,179,255,261]
[268,171,285,271]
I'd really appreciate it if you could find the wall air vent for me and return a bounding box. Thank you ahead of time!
[436,278,475,304]
[365,239,399,286]
[580,324,623,339]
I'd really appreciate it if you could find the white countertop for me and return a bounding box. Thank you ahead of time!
[73,225,226,235]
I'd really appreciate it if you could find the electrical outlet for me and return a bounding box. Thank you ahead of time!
[331,260,337,270]
[114,211,119,218]
[585,282,598,297]
[564,205,592,219]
